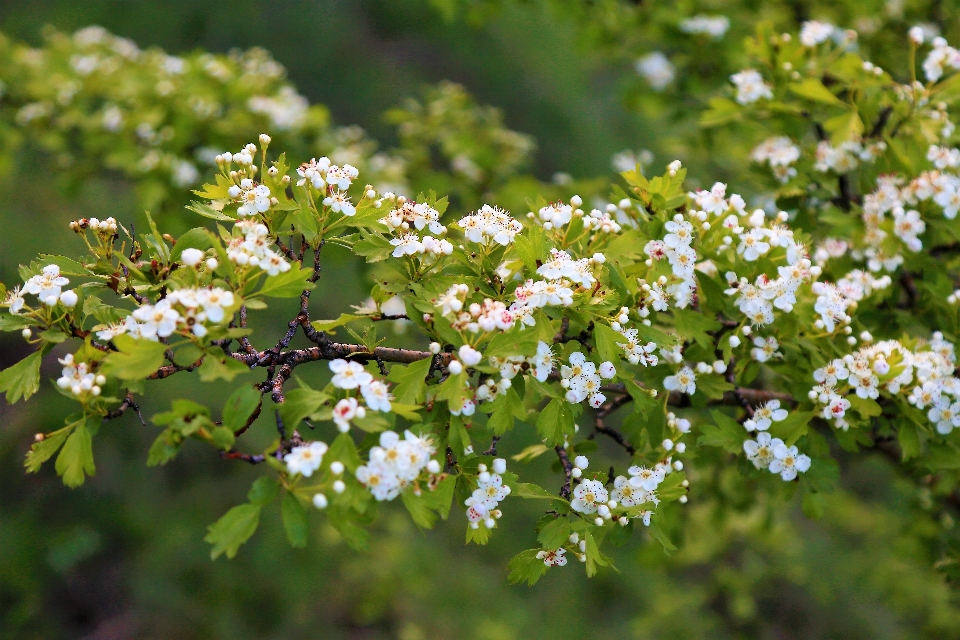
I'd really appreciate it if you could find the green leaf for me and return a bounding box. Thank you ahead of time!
[281,492,309,548]
[507,549,549,586]
[484,325,540,359]
[769,411,815,446]
[328,432,363,473]
[401,490,438,529]
[248,477,281,506]
[205,504,262,559]
[435,371,469,412]
[311,313,363,334]
[421,474,456,520]
[594,323,624,365]
[25,423,74,473]
[672,309,720,350]
[256,263,316,298]
[512,225,550,272]
[538,517,571,550]
[101,335,167,380]
[0,314,33,332]
[698,410,745,453]
[387,358,430,404]
[0,351,42,403]
[647,520,677,555]
[170,227,213,261]
[695,374,734,400]
[789,78,845,106]
[898,422,921,461]
[848,396,882,419]
[279,387,331,427]
[824,110,864,145]
[55,420,95,487]
[512,482,557,499]
[699,96,742,127]
[487,387,525,435]
[187,200,235,222]
[536,398,577,446]
[146,429,182,467]
[210,426,236,451]
[197,355,250,382]
[222,385,261,433]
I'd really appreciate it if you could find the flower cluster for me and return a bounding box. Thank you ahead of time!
[56,354,106,399]
[464,458,511,529]
[284,441,329,477]
[297,156,359,191]
[96,287,235,340]
[922,36,960,82]
[635,52,675,91]
[560,352,616,408]
[457,205,523,246]
[226,219,292,275]
[679,15,730,39]
[744,433,811,481]
[327,359,394,430]
[730,69,772,104]
[12,265,76,310]
[813,139,886,174]
[379,199,444,234]
[751,136,800,183]
[644,224,699,308]
[355,431,440,501]
[811,336,960,434]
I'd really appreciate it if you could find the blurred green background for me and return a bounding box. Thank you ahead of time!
[2,1,960,638]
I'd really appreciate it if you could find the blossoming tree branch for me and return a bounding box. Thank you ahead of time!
[4,22,960,584]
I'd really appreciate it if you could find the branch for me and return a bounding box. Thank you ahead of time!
[590,394,636,455]
[103,391,145,425]
[555,445,573,499]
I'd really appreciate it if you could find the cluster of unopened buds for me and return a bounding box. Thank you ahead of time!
[69,216,119,236]
[465,458,510,529]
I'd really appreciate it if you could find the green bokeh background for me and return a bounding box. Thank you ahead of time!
[2,1,960,638]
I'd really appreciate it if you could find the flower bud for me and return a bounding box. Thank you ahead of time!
[493,458,506,474]
[259,133,272,146]
[574,455,588,469]
[59,290,78,308]
[206,257,219,270]
[333,480,346,494]
[313,493,328,509]
[330,461,345,475]
[427,459,441,474]
[180,248,204,267]
[448,360,463,375]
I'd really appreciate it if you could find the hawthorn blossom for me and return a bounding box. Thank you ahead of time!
[330,359,373,389]
[284,441,329,477]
